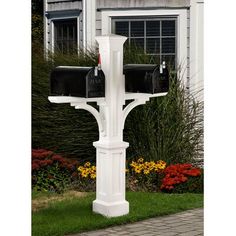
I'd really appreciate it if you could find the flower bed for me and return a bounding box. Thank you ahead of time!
[161,163,203,193]
[32,149,80,193]
[32,149,203,193]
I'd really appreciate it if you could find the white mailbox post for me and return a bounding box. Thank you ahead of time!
[48,35,167,217]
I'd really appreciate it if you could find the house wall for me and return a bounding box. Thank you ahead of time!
[97,0,190,9]
[95,0,190,37]
[44,0,82,54]
[47,0,82,12]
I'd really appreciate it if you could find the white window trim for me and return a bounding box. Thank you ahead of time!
[50,16,80,54]
[83,0,96,50]
[190,0,204,99]
[101,9,188,85]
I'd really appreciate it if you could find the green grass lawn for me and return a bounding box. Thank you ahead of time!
[32,192,203,236]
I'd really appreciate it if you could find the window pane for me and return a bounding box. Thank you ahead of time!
[147,55,160,64]
[131,21,144,37]
[146,38,160,54]
[55,26,62,40]
[55,41,62,51]
[69,25,75,40]
[162,20,175,36]
[63,24,68,39]
[146,21,160,36]
[162,38,175,53]
[130,38,144,50]
[54,19,77,54]
[115,21,129,36]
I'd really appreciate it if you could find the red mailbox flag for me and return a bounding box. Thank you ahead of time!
[98,54,101,70]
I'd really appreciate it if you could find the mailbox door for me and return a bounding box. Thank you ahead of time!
[154,67,169,93]
[124,64,158,94]
[50,67,92,97]
[86,68,105,98]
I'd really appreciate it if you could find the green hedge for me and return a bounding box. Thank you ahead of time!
[32,43,203,164]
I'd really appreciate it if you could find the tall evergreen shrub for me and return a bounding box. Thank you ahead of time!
[32,45,99,161]
[124,73,203,165]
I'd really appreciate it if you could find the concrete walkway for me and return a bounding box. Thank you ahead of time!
[68,208,203,236]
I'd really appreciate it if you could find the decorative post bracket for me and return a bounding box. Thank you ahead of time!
[48,35,167,217]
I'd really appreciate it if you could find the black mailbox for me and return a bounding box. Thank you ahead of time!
[123,64,169,94]
[50,66,105,98]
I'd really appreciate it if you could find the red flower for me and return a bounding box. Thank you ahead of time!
[161,163,201,191]
[32,149,53,160]
[39,160,48,167]
[32,163,40,170]
[52,155,64,162]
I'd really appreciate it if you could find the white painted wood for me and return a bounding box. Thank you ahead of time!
[74,103,104,134]
[190,0,204,99]
[48,96,105,103]
[83,0,96,50]
[48,34,168,217]
[44,0,49,58]
[92,35,130,217]
[125,92,168,100]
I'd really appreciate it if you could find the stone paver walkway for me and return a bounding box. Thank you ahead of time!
[67,208,203,236]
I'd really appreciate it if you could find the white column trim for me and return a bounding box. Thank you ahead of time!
[83,0,96,50]
[190,0,204,98]
[74,103,104,133]
[122,98,150,129]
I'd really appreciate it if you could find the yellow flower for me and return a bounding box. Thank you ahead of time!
[91,166,96,171]
[81,171,88,178]
[78,166,83,171]
[130,161,137,167]
[90,173,96,179]
[155,160,167,170]
[143,169,150,175]
[134,167,141,174]
[137,157,144,163]
[84,162,91,167]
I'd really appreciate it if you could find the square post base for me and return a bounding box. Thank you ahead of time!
[93,199,129,217]
[93,140,129,217]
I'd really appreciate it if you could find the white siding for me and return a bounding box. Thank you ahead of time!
[97,0,190,9]
[47,1,82,12]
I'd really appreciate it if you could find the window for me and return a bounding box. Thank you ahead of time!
[54,19,78,54]
[113,18,176,68]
